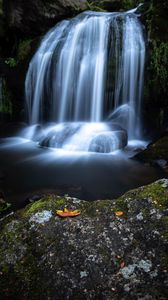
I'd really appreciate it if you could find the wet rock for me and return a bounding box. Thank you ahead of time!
[26,194,44,204]
[134,135,168,171]
[3,0,87,37]
[0,180,168,299]
[88,130,127,153]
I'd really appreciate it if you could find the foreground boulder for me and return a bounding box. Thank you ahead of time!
[0,179,168,299]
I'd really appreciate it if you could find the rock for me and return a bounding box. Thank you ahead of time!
[134,135,168,170]
[3,0,87,37]
[0,193,11,214]
[88,130,127,153]
[0,180,168,299]
[26,194,44,204]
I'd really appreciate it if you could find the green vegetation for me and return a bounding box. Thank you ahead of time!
[5,39,32,67]
[149,41,168,92]
[17,39,32,61]
[0,79,13,115]
[122,0,136,10]
[5,57,18,68]
[86,1,107,12]
[23,196,66,216]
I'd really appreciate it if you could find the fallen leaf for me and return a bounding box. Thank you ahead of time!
[56,208,81,217]
[115,211,124,217]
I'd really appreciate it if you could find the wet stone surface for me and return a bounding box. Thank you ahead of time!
[0,179,168,299]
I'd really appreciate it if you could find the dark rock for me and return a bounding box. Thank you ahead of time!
[3,0,87,37]
[134,135,168,170]
[0,192,11,214]
[0,179,168,299]
[26,194,44,203]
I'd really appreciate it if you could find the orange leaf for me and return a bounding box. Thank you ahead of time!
[56,208,81,218]
[115,211,124,217]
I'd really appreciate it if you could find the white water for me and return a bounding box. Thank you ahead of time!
[25,9,146,153]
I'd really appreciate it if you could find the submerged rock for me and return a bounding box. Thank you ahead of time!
[0,180,168,299]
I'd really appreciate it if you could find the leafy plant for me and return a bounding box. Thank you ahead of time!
[5,57,18,68]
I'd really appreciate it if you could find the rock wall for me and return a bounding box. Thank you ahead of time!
[3,0,87,36]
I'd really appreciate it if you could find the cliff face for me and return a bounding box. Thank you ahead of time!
[3,0,87,36]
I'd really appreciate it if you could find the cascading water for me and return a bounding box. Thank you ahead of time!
[25,8,145,153]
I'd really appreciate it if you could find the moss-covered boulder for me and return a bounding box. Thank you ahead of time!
[0,179,168,299]
[135,135,168,170]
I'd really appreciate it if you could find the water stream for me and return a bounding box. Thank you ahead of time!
[25,9,145,152]
[1,8,164,208]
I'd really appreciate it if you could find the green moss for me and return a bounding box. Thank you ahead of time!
[136,136,168,161]
[17,39,32,61]
[80,199,112,217]
[0,79,13,115]
[86,1,107,12]
[161,216,168,240]
[140,183,167,207]
[0,200,11,214]
[23,196,66,216]
[149,41,168,93]
[122,0,136,10]
[114,197,129,213]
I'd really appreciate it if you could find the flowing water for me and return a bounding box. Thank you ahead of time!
[1,8,164,208]
[25,9,145,152]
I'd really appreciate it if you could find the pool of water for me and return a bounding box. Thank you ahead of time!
[0,136,166,210]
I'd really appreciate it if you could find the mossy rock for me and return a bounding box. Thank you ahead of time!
[135,136,168,163]
[0,180,168,299]
[0,197,11,214]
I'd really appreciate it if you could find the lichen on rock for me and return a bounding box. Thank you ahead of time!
[0,180,168,299]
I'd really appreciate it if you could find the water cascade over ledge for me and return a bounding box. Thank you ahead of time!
[25,8,146,154]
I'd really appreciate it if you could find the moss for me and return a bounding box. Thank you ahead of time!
[0,218,42,299]
[122,0,136,10]
[161,216,168,239]
[140,182,168,209]
[114,196,129,213]
[23,196,66,216]
[17,39,32,61]
[149,41,168,93]
[0,79,13,115]
[136,136,168,161]
[161,248,168,269]
[0,198,11,214]
[83,199,112,217]
[86,1,107,12]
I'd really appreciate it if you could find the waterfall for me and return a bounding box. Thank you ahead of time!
[25,9,145,153]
